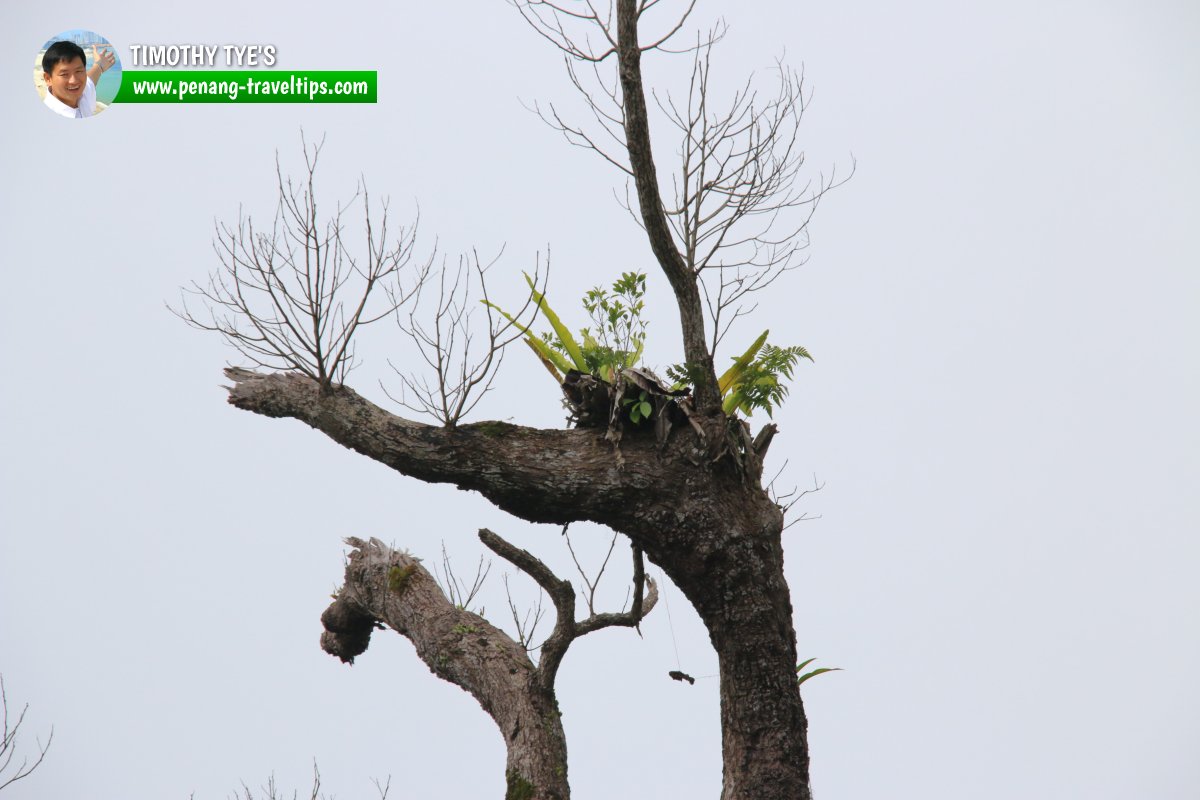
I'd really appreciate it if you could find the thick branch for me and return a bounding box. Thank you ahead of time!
[223,368,737,539]
[321,537,568,800]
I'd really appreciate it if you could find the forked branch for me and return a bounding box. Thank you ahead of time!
[479,528,657,690]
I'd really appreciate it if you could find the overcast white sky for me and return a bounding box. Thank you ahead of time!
[2,2,1198,798]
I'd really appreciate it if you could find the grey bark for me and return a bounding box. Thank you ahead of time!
[320,532,657,800]
[321,537,570,800]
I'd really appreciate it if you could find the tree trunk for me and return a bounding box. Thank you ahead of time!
[673,527,811,800]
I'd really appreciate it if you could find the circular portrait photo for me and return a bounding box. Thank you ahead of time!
[35,30,123,119]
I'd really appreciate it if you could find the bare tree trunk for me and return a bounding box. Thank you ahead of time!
[674,528,811,800]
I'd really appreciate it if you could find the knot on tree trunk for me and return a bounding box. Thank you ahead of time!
[320,596,376,664]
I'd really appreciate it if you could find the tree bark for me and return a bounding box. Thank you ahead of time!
[684,525,812,800]
[615,0,720,411]
[321,537,570,800]
[226,368,813,799]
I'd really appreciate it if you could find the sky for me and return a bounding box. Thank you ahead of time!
[2,1,1198,798]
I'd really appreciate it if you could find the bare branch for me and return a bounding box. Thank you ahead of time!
[432,542,492,613]
[225,762,326,800]
[384,250,543,427]
[503,573,548,652]
[575,545,657,636]
[510,0,620,63]
[767,467,825,530]
[175,133,424,392]
[564,528,620,616]
[658,45,852,351]
[221,764,390,800]
[0,676,52,794]
[479,527,656,688]
[512,1,733,407]
[478,528,576,684]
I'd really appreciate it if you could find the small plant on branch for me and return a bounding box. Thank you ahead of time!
[668,329,814,418]
[492,272,812,422]
[486,270,649,385]
[795,657,842,686]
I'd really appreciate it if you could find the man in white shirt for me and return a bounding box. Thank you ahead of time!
[42,40,115,119]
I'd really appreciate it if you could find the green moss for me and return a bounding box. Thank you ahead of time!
[452,623,479,635]
[505,770,536,800]
[473,420,517,437]
[388,564,418,594]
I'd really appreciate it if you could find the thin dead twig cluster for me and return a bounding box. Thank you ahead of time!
[176,134,425,391]
[219,762,391,800]
[0,675,52,794]
[384,251,545,428]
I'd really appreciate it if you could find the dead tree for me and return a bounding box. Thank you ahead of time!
[194,3,841,799]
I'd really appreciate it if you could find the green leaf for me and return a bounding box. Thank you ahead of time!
[524,272,588,372]
[718,330,770,395]
[722,391,740,415]
[483,299,574,376]
[526,334,574,376]
[796,658,842,686]
[625,337,644,368]
[797,667,842,685]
